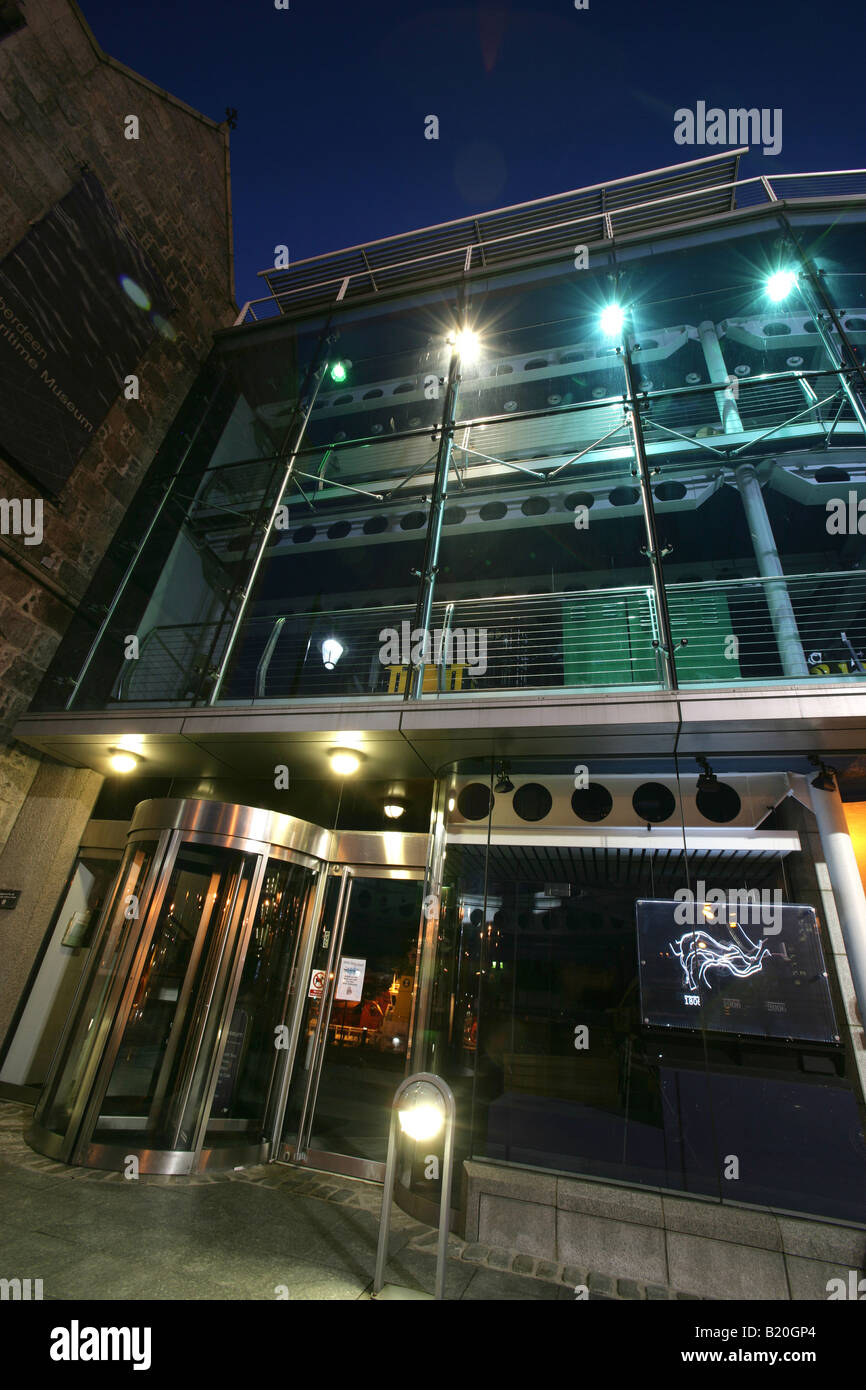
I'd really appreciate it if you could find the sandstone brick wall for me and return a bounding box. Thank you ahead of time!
[0,0,236,842]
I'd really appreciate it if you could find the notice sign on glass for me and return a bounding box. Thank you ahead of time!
[336,957,366,1002]
[0,172,174,496]
[636,899,839,1043]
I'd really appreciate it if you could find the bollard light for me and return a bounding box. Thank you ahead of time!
[398,1081,445,1141]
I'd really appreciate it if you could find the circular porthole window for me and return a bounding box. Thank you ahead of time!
[363,516,388,535]
[696,781,742,823]
[815,466,850,483]
[513,783,552,822]
[457,783,494,821]
[480,501,508,521]
[400,511,427,530]
[571,784,613,822]
[610,486,640,507]
[521,497,550,516]
[654,481,687,502]
[327,521,351,540]
[443,506,466,525]
[632,782,675,822]
[293,526,316,544]
[565,491,594,511]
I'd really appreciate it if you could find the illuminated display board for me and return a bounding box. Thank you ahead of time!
[636,899,839,1042]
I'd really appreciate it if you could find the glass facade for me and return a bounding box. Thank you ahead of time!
[32,202,866,714]
[412,757,866,1226]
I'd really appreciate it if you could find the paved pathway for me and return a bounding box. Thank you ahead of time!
[0,1102,695,1301]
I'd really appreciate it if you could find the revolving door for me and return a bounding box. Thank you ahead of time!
[28,799,427,1175]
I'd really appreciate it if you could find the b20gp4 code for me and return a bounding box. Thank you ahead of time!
[762,1327,815,1338]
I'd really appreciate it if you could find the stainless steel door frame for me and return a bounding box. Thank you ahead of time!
[65,829,179,1165]
[146,865,224,1131]
[286,866,426,1178]
[187,852,270,1162]
[168,851,263,1153]
[293,869,354,1162]
[262,864,327,1151]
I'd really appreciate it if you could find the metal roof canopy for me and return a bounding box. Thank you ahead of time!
[259,149,745,314]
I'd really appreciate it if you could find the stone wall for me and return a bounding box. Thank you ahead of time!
[464,1161,866,1300]
[0,0,235,839]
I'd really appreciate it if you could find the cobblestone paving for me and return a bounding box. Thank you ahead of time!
[0,1101,700,1300]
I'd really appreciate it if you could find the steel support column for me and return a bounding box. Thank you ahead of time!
[621,331,678,688]
[696,318,809,679]
[697,319,744,434]
[735,463,809,678]
[808,776,866,1037]
[406,348,460,701]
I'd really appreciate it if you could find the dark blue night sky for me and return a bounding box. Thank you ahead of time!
[79,0,863,308]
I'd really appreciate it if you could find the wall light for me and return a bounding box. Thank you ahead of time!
[330,748,361,776]
[383,800,406,820]
[329,359,351,383]
[321,637,344,670]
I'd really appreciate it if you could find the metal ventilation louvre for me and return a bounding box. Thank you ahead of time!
[259,150,745,315]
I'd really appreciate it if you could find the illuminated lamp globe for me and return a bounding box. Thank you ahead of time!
[321,637,344,670]
[398,1081,446,1142]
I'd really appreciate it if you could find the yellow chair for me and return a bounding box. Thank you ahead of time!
[387,664,466,693]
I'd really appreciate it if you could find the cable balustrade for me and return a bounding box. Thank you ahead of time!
[104,571,866,708]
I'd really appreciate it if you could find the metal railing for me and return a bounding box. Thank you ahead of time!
[233,166,866,326]
[105,571,866,706]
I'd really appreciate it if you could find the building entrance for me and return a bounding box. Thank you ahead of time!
[278,870,425,1181]
[27,800,428,1176]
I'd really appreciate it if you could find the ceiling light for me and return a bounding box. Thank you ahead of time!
[321,637,344,670]
[696,755,717,792]
[109,751,139,773]
[494,762,514,794]
[766,270,797,303]
[384,800,406,820]
[330,749,361,776]
[599,304,624,337]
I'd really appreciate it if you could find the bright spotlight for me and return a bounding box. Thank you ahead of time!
[330,749,361,776]
[383,802,405,819]
[449,328,480,363]
[599,304,625,337]
[329,360,350,383]
[766,270,797,303]
[321,638,344,670]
